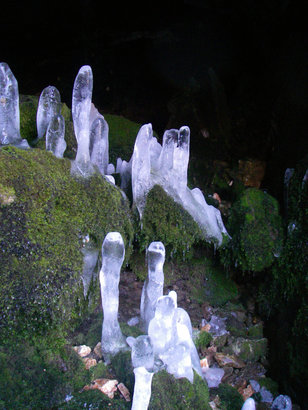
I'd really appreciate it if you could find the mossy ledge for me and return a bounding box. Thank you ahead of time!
[0,145,133,343]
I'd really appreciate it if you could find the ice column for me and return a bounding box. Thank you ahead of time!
[131,123,154,219]
[171,126,190,191]
[0,62,29,148]
[271,395,292,410]
[100,232,127,362]
[71,65,95,177]
[36,86,61,140]
[45,114,66,158]
[81,234,99,298]
[131,367,154,410]
[140,241,165,332]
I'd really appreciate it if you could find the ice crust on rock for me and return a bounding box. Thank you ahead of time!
[131,122,229,245]
[0,62,29,149]
[140,241,165,332]
[271,395,292,410]
[37,86,61,140]
[100,232,127,362]
[131,367,154,410]
[45,114,66,158]
[202,367,224,388]
[242,397,256,410]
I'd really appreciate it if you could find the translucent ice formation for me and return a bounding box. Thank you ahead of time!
[0,62,29,149]
[71,65,95,177]
[140,241,165,332]
[202,367,224,388]
[131,367,154,410]
[89,115,109,174]
[148,291,202,383]
[241,397,256,410]
[100,232,127,362]
[45,114,66,158]
[126,335,154,371]
[131,123,229,245]
[36,86,61,140]
[271,395,292,410]
[81,234,99,298]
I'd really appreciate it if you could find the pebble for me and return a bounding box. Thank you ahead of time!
[73,345,91,357]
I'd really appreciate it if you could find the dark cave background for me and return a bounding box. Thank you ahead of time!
[1,0,308,405]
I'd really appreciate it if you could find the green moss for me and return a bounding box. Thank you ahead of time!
[110,351,135,392]
[150,370,210,409]
[0,333,90,409]
[220,188,283,272]
[247,323,263,339]
[105,113,143,165]
[195,330,213,350]
[0,146,134,343]
[216,383,244,410]
[258,377,279,396]
[60,389,131,409]
[140,185,204,260]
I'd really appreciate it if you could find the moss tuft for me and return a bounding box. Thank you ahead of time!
[220,188,283,272]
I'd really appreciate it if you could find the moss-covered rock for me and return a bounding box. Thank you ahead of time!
[140,185,204,260]
[215,383,244,410]
[150,370,210,409]
[0,146,134,343]
[220,188,283,272]
[226,337,268,362]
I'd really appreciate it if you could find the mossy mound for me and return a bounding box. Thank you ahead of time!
[150,370,210,409]
[215,383,244,409]
[0,146,134,343]
[140,185,204,260]
[220,188,283,272]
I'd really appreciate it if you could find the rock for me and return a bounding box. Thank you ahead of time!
[260,386,273,403]
[73,345,91,357]
[247,323,263,339]
[227,337,268,362]
[93,342,103,359]
[238,383,254,401]
[117,382,131,401]
[215,353,246,368]
[209,395,221,409]
[200,357,210,369]
[238,159,266,189]
[271,394,292,409]
[83,378,119,399]
[83,357,97,369]
[212,333,228,348]
[221,366,233,383]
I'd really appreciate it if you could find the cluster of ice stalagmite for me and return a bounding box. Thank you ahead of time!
[36,85,67,158]
[242,397,256,410]
[99,232,128,363]
[71,65,111,178]
[130,123,229,246]
[0,62,29,149]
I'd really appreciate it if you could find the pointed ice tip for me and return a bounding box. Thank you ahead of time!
[79,64,92,73]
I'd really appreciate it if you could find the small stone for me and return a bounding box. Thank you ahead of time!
[238,384,254,401]
[73,345,91,357]
[117,382,131,401]
[200,357,209,368]
[215,352,246,368]
[209,395,221,410]
[83,378,119,399]
[201,324,211,332]
[202,367,224,388]
[127,316,139,326]
[221,366,233,383]
[83,357,97,369]
[94,342,103,359]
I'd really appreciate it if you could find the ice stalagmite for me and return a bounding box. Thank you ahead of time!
[241,397,256,410]
[131,367,154,410]
[0,62,29,149]
[140,241,165,332]
[100,232,127,362]
[131,123,154,219]
[36,86,61,140]
[71,65,95,177]
[126,335,154,371]
[271,395,292,410]
[89,115,109,175]
[45,114,66,158]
